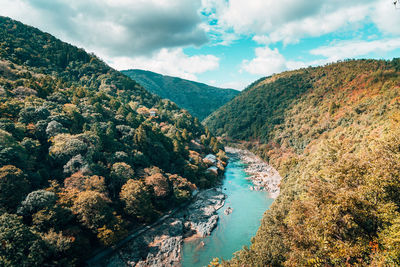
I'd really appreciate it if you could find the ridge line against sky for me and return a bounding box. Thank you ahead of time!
[1,0,400,90]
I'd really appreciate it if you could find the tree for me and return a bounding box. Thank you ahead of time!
[133,124,148,150]
[120,179,154,221]
[169,174,195,203]
[72,190,113,230]
[32,205,73,232]
[17,190,57,216]
[0,165,30,212]
[18,106,50,124]
[109,162,134,198]
[46,120,67,138]
[49,134,88,164]
[0,129,27,168]
[41,230,76,266]
[145,172,171,210]
[20,137,40,169]
[63,154,88,175]
[145,173,170,198]
[0,213,48,267]
[64,172,106,194]
[182,129,188,141]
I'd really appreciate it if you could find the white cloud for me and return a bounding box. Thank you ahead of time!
[3,0,400,88]
[241,47,286,75]
[252,35,271,45]
[106,48,219,81]
[219,80,251,90]
[242,37,400,76]
[201,0,400,46]
[285,59,328,70]
[266,4,370,45]
[372,0,400,35]
[230,0,400,79]
[241,45,332,76]
[310,38,400,61]
[0,0,219,82]
[0,0,208,57]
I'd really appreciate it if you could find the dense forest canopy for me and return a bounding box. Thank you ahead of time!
[0,16,226,266]
[122,69,239,120]
[205,59,400,266]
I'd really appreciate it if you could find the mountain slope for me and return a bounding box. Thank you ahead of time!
[205,59,400,265]
[122,69,239,120]
[0,16,226,266]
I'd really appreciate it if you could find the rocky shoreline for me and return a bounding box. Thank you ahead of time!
[104,188,226,267]
[225,147,281,199]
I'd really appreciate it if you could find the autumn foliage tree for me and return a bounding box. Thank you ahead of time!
[120,179,154,221]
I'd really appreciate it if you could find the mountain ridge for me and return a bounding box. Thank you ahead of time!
[0,16,226,266]
[122,69,239,120]
[206,58,400,265]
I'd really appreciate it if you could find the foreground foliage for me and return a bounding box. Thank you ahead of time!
[0,16,225,265]
[205,59,400,266]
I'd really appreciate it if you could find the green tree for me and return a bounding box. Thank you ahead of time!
[18,190,57,216]
[41,230,76,266]
[134,124,148,150]
[0,165,30,212]
[0,129,27,168]
[109,162,134,198]
[0,213,48,267]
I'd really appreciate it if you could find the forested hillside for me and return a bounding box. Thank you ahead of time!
[122,69,239,120]
[0,16,226,266]
[205,59,400,265]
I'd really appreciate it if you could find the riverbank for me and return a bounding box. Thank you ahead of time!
[90,148,278,266]
[225,147,281,199]
[181,154,274,266]
[103,188,226,267]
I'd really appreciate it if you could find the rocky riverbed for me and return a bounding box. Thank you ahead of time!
[93,148,278,267]
[225,147,281,199]
[104,188,226,267]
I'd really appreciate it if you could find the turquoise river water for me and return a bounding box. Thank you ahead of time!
[181,155,274,267]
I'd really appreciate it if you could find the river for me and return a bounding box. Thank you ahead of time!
[181,154,274,267]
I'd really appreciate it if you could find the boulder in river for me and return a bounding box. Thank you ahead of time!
[224,207,233,215]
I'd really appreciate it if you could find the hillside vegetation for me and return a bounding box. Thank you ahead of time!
[0,16,226,266]
[205,59,400,265]
[122,69,239,120]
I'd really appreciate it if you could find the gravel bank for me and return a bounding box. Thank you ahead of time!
[225,147,281,199]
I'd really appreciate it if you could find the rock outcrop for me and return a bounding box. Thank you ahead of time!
[103,189,226,267]
[178,188,225,237]
[224,207,233,215]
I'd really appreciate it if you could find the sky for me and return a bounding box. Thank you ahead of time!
[1,0,400,90]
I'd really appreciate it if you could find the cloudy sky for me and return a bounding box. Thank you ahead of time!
[1,0,400,89]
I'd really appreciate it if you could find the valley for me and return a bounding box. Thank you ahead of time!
[88,147,278,266]
[1,7,400,267]
[181,150,275,267]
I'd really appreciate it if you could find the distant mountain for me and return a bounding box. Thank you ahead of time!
[122,69,239,120]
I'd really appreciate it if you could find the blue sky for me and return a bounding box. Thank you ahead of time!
[1,0,400,90]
